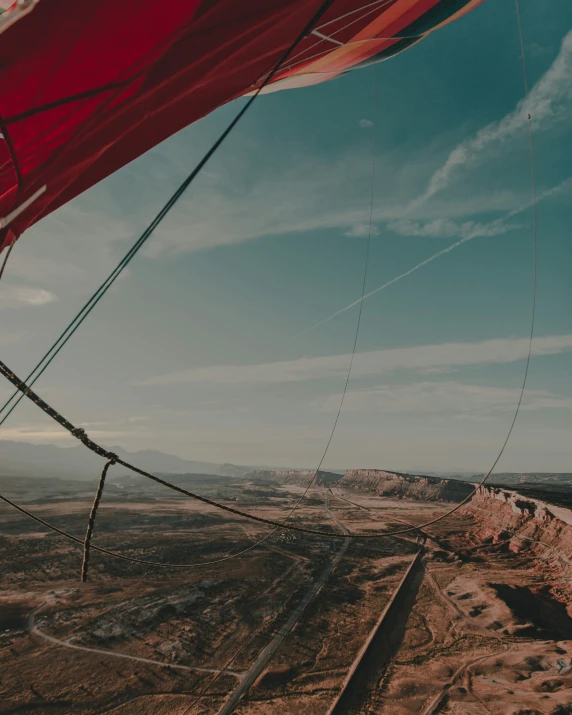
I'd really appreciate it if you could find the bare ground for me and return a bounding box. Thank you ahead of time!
[1,480,571,714]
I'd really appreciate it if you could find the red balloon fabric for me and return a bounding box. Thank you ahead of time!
[0,0,484,251]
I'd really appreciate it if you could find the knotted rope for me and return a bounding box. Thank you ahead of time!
[81,454,117,582]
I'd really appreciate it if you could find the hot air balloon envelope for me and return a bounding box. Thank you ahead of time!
[0,0,485,250]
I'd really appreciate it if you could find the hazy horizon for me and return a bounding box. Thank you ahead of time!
[1,437,570,479]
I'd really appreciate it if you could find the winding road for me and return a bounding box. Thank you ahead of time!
[28,606,241,678]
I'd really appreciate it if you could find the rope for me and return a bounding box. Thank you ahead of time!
[0,358,374,540]
[0,0,337,427]
[81,455,116,582]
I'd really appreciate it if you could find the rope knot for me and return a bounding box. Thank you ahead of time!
[106,452,118,465]
[71,427,89,444]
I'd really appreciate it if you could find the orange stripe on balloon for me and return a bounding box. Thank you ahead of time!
[296,37,399,74]
[364,0,444,43]
[432,0,487,31]
[352,0,428,42]
[297,0,439,75]
[275,0,482,84]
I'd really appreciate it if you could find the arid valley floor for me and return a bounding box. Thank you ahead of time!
[1,470,572,714]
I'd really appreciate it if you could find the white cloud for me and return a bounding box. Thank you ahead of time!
[358,118,374,129]
[527,42,553,59]
[77,415,152,428]
[5,197,136,310]
[139,334,572,387]
[11,141,526,293]
[0,425,133,443]
[133,36,572,260]
[316,382,572,416]
[345,222,379,237]
[139,154,522,258]
[0,426,76,442]
[0,284,57,308]
[415,29,572,205]
[387,217,524,239]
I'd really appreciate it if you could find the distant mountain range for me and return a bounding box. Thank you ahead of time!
[0,440,233,481]
[1,440,570,486]
[0,440,312,481]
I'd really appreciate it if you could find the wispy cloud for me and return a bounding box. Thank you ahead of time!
[8,197,135,307]
[345,223,379,237]
[6,253,87,287]
[128,140,522,258]
[0,424,135,443]
[358,118,374,129]
[0,426,77,442]
[387,217,524,239]
[149,165,524,258]
[296,176,572,336]
[0,284,57,308]
[13,140,525,298]
[139,334,572,387]
[135,35,572,260]
[8,32,571,316]
[414,29,572,205]
[315,381,572,416]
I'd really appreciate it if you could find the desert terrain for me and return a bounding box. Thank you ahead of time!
[1,469,571,714]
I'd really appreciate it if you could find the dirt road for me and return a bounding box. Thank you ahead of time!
[28,607,241,678]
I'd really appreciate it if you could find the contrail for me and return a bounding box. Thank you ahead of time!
[294,232,479,337]
[294,177,572,338]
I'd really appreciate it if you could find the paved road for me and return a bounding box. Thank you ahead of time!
[28,607,241,678]
[217,489,349,715]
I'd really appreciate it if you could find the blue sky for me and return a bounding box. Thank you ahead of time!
[1,0,571,472]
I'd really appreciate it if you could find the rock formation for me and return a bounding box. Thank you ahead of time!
[338,469,474,502]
